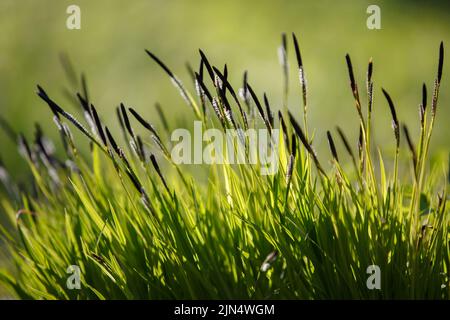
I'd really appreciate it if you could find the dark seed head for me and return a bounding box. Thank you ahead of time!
[367,58,373,84]
[292,33,303,69]
[291,133,297,157]
[90,104,107,146]
[263,93,274,128]
[438,41,444,83]
[76,92,90,113]
[289,111,325,176]
[286,154,294,184]
[382,88,400,148]
[326,131,339,162]
[289,112,310,155]
[247,84,271,132]
[37,85,62,119]
[198,49,215,83]
[345,54,357,94]
[120,103,134,137]
[150,154,170,193]
[81,74,89,107]
[105,126,119,155]
[358,125,364,157]
[422,83,427,111]
[336,127,354,158]
[145,49,174,78]
[402,124,417,173]
[128,108,159,138]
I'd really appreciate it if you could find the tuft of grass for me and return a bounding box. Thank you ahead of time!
[0,35,448,299]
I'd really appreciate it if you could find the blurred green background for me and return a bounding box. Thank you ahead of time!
[0,0,449,175]
[0,0,449,298]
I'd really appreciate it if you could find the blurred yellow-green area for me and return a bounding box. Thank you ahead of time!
[0,0,449,174]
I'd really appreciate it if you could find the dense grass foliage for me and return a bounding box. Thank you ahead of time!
[0,35,448,299]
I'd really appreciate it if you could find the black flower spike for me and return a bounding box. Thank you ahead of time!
[336,126,356,164]
[222,64,228,94]
[292,33,307,106]
[367,58,373,85]
[120,103,134,138]
[243,71,249,98]
[150,154,170,193]
[289,111,325,176]
[90,104,107,146]
[345,54,364,123]
[438,41,444,84]
[382,88,400,148]
[292,33,303,69]
[326,131,339,162]
[105,126,119,155]
[145,50,174,78]
[358,125,364,158]
[422,83,427,111]
[116,106,127,136]
[198,49,215,83]
[128,108,160,139]
[289,112,309,154]
[76,92,90,114]
[419,83,427,126]
[358,125,365,173]
[212,67,235,98]
[291,133,297,158]
[124,169,143,194]
[37,85,62,118]
[281,33,287,57]
[345,54,357,95]
[402,124,417,174]
[430,42,444,119]
[246,84,271,132]
[263,93,274,128]
[37,85,95,144]
[136,135,146,162]
[198,58,204,82]
[196,60,207,116]
[146,49,200,118]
